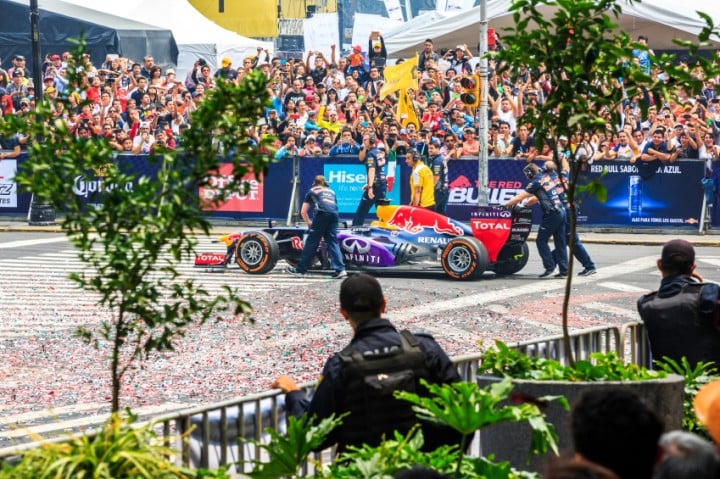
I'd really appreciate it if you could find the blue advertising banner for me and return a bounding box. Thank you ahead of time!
[577,160,705,227]
[4,153,711,229]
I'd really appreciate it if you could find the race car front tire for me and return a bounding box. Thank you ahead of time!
[440,236,489,280]
[492,242,530,276]
[235,231,280,274]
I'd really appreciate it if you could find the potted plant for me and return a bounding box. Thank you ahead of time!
[476,341,683,471]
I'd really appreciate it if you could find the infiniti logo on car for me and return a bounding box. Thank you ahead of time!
[341,237,371,253]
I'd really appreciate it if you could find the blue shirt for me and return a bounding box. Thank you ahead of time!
[329,142,360,156]
[526,171,563,214]
[304,185,339,215]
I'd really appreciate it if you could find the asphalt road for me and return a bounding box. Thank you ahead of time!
[1,230,719,447]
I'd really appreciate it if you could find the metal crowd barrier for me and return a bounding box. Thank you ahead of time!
[0,322,647,474]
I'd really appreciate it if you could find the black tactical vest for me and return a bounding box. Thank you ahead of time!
[638,282,720,367]
[336,330,434,451]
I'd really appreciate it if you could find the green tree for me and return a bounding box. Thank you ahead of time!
[493,0,719,364]
[0,44,274,412]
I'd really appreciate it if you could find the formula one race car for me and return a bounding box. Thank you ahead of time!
[195,204,533,280]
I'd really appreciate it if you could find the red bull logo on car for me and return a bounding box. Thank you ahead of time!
[374,205,466,236]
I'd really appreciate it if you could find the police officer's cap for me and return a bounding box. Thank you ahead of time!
[340,273,384,313]
[661,239,695,271]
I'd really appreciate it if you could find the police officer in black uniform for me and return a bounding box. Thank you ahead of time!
[352,133,388,226]
[272,273,462,452]
[637,239,720,367]
[505,163,568,278]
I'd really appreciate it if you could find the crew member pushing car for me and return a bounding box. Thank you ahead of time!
[505,163,568,278]
[286,175,347,279]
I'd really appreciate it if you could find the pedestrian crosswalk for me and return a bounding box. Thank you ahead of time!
[0,236,329,342]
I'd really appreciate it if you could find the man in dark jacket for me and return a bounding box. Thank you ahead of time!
[272,273,462,452]
[637,239,720,367]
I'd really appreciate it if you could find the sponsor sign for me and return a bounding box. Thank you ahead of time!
[200,163,263,212]
[0,160,18,208]
[580,161,703,227]
[325,164,401,214]
[194,252,226,265]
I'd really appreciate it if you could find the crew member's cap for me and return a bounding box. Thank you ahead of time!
[340,273,384,313]
[221,57,232,67]
[694,380,720,444]
[352,45,362,52]
[661,239,695,270]
[313,174,328,187]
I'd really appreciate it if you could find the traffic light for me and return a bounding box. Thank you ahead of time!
[460,75,481,108]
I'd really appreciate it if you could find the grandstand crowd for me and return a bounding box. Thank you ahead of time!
[1,32,720,166]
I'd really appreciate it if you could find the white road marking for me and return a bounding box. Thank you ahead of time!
[0,237,68,248]
[597,281,649,293]
[391,256,657,318]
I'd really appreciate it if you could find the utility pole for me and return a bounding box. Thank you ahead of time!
[477,0,489,206]
[30,0,43,104]
[28,0,56,226]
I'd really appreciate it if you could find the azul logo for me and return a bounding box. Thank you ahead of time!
[327,170,367,184]
[341,237,371,253]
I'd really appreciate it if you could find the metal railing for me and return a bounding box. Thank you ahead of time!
[0,322,647,474]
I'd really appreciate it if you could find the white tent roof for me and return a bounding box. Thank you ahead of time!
[57,0,273,76]
[385,0,720,58]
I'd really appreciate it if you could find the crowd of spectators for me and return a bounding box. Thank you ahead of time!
[2,32,720,169]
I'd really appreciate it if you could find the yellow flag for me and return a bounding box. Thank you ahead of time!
[380,56,418,100]
[396,88,419,129]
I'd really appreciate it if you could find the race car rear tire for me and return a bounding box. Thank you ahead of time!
[493,242,530,276]
[235,231,279,274]
[441,237,488,280]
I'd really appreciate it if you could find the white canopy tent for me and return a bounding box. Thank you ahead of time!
[58,0,273,76]
[384,0,720,58]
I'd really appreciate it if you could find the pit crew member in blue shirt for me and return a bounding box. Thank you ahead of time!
[505,163,568,278]
[352,133,387,226]
[286,175,346,279]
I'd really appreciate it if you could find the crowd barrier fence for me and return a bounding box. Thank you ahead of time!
[0,322,648,474]
[0,153,715,228]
